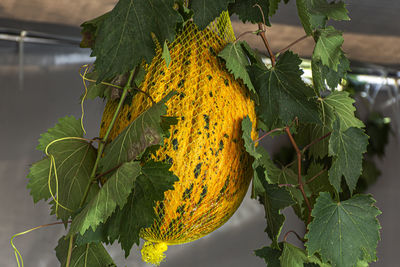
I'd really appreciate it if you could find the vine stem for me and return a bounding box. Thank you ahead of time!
[306,169,327,184]
[301,132,332,153]
[283,230,306,243]
[285,127,312,225]
[257,22,276,67]
[234,30,259,43]
[66,68,137,267]
[254,127,283,143]
[66,236,74,267]
[276,35,309,55]
[79,68,137,207]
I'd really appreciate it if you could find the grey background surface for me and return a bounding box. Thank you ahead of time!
[1,1,400,266]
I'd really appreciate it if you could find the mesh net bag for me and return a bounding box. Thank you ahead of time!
[99,9,257,265]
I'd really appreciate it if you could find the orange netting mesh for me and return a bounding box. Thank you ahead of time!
[99,10,257,265]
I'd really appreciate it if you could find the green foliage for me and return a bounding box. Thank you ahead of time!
[47,138,98,223]
[280,242,330,267]
[28,116,98,224]
[322,91,364,130]
[328,116,368,193]
[296,0,349,35]
[104,160,178,256]
[80,12,109,48]
[249,51,320,129]
[56,236,115,267]
[255,245,282,267]
[313,27,344,71]
[27,158,52,203]
[229,0,271,24]
[99,92,175,173]
[259,175,295,248]
[190,0,234,29]
[23,0,385,265]
[92,0,180,81]
[306,192,381,267]
[162,41,172,67]
[69,161,141,236]
[36,115,83,152]
[218,41,256,93]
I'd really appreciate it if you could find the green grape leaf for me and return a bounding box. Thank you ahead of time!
[256,167,295,248]
[100,92,175,173]
[80,12,109,48]
[27,157,53,203]
[218,41,256,93]
[228,0,271,24]
[323,91,365,131]
[328,116,368,193]
[190,0,234,29]
[106,160,178,256]
[249,51,320,129]
[306,162,334,196]
[280,242,330,267]
[313,27,344,71]
[31,115,98,223]
[162,41,172,67]
[241,117,281,196]
[254,245,282,267]
[92,0,180,81]
[311,53,350,92]
[75,223,109,246]
[322,54,350,90]
[296,0,349,35]
[296,123,331,159]
[296,0,313,35]
[69,161,141,236]
[311,0,349,21]
[305,192,381,267]
[242,116,260,160]
[55,236,115,267]
[36,115,83,152]
[48,138,98,223]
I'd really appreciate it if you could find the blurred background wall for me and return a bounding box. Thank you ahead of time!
[1,1,399,266]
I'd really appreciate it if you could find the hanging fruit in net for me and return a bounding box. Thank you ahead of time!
[99,10,257,265]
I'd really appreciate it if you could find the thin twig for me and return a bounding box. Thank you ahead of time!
[254,128,283,143]
[283,230,305,243]
[95,163,124,181]
[285,127,312,225]
[277,35,309,54]
[235,30,259,43]
[130,86,156,104]
[257,23,276,67]
[306,169,327,184]
[253,4,266,26]
[301,132,332,153]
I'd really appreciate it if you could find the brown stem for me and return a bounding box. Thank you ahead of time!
[285,127,312,225]
[283,230,305,243]
[301,132,332,153]
[306,169,327,184]
[257,23,276,67]
[95,163,124,182]
[253,4,266,26]
[131,86,156,104]
[254,127,283,143]
[277,35,309,54]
